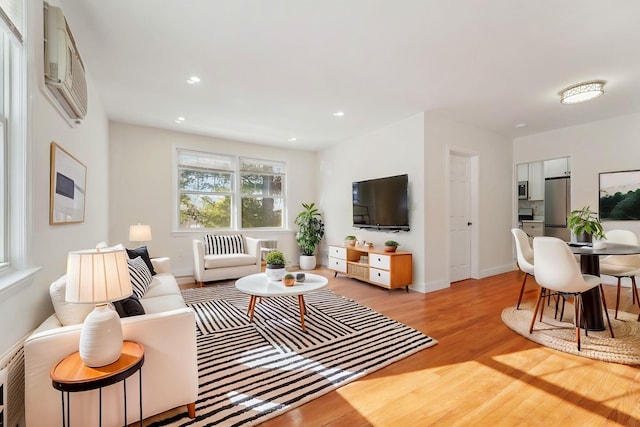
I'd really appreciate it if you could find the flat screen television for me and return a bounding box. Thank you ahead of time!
[352,174,410,231]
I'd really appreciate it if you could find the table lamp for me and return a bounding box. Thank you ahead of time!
[129,223,152,245]
[66,248,133,367]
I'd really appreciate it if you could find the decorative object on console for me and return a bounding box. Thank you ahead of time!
[384,240,400,253]
[282,273,295,287]
[129,222,152,245]
[344,235,357,246]
[49,142,87,225]
[559,80,605,104]
[294,202,325,270]
[65,248,133,367]
[265,250,286,281]
[296,273,306,282]
[567,206,605,244]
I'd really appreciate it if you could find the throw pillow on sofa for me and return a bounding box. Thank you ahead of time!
[49,275,94,326]
[112,295,146,317]
[127,256,153,298]
[126,245,156,275]
[203,234,245,255]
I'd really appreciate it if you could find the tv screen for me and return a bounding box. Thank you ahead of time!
[352,174,410,231]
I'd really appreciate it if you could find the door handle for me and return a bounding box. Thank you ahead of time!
[467,222,472,226]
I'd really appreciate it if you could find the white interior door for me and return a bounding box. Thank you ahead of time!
[449,154,472,282]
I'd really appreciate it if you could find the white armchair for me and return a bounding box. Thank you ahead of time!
[193,235,261,285]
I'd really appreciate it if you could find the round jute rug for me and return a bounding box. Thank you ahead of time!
[501,302,640,365]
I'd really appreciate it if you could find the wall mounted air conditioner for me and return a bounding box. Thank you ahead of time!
[43,2,88,124]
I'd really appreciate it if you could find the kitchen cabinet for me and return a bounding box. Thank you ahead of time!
[544,157,571,178]
[521,221,544,237]
[528,161,544,200]
[517,164,528,182]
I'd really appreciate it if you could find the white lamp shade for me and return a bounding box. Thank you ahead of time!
[129,223,152,242]
[66,249,132,304]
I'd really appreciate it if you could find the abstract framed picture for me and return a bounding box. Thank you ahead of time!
[49,142,86,225]
[599,169,640,221]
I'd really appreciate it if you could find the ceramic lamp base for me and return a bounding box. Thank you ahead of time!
[79,304,124,367]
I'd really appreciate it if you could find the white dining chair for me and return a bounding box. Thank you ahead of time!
[599,229,640,319]
[511,228,535,309]
[531,237,614,351]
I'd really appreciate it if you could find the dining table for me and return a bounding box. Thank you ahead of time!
[569,241,640,331]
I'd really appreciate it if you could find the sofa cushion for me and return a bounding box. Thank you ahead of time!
[204,234,245,255]
[204,253,256,269]
[49,275,94,326]
[140,294,188,314]
[128,256,153,298]
[143,273,183,298]
[112,295,146,317]
[126,246,157,275]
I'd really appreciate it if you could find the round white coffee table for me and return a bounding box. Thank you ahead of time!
[235,272,329,331]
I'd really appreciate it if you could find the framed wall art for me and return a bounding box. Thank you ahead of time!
[50,142,86,225]
[599,169,640,221]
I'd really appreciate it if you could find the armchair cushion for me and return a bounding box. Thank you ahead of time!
[204,253,257,269]
[204,234,245,255]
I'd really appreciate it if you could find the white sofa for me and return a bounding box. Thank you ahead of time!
[192,235,261,285]
[24,257,198,427]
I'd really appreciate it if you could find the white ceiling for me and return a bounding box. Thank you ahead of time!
[59,0,640,151]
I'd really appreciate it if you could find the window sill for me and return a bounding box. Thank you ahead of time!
[0,267,41,297]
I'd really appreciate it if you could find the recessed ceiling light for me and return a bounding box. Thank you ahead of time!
[186,76,201,85]
[559,80,605,104]
[515,123,527,128]
[332,111,344,117]
[288,137,297,142]
[175,116,185,123]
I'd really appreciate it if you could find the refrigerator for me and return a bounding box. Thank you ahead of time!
[544,176,571,241]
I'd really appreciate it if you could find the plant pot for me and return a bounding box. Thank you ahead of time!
[299,255,316,270]
[384,246,397,253]
[576,232,592,244]
[345,240,356,247]
[282,277,295,287]
[265,264,286,281]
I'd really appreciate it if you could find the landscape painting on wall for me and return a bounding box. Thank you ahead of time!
[599,170,640,220]
[50,142,86,225]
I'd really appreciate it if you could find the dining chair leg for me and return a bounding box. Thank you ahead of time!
[539,288,547,322]
[615,277,622,319]
[516,273,528,309]
[632,276,639,306]
[575,294,582,351]
[600,284,615,338]
[529,287,544,334]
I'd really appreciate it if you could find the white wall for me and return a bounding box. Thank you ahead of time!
[108,122,317,278]
[513,112,640,237]
[0,1,110,355]
[318,113,513,293]
[318,113,427,289]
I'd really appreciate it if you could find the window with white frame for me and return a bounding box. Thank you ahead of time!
[0,0,25,274]
[176,149,286,230]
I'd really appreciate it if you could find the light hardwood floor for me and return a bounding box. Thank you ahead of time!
[161,268,640,426]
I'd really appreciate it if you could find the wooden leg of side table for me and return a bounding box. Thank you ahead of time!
[248,296,256,322]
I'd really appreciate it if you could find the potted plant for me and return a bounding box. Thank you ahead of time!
[282,273,295,287]
[567,206,606,246]
[384,240,400,253]
[344,235,357,246]
[294,202,325,270]
[265,250,286,280]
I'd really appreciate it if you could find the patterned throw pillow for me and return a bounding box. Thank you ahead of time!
[203,234,245,255]
[127,256,153,298]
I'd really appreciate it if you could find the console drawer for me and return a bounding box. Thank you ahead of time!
[369,268,390,286]
[328,246,347,260]
[369,254,390,270]
[329,257,347,273]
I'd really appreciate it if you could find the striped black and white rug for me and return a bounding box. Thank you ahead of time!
[150,283,437,427]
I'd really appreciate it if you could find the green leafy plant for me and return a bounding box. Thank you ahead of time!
[294,202,325,256]
[567,206,605,240]
[384,240,400,247]
[345,235,356,240]
[265,250,285,266]
[283,273,295,280]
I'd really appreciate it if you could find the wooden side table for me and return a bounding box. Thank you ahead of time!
[50,341,145,427]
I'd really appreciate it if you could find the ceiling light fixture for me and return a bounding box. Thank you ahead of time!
[559,80,605,104]
[186,76,201,85]
[332,111,344,117]
[288,137,297,142]
[175,116,185,123]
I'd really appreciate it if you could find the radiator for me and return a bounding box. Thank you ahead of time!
[0,335,28,427]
